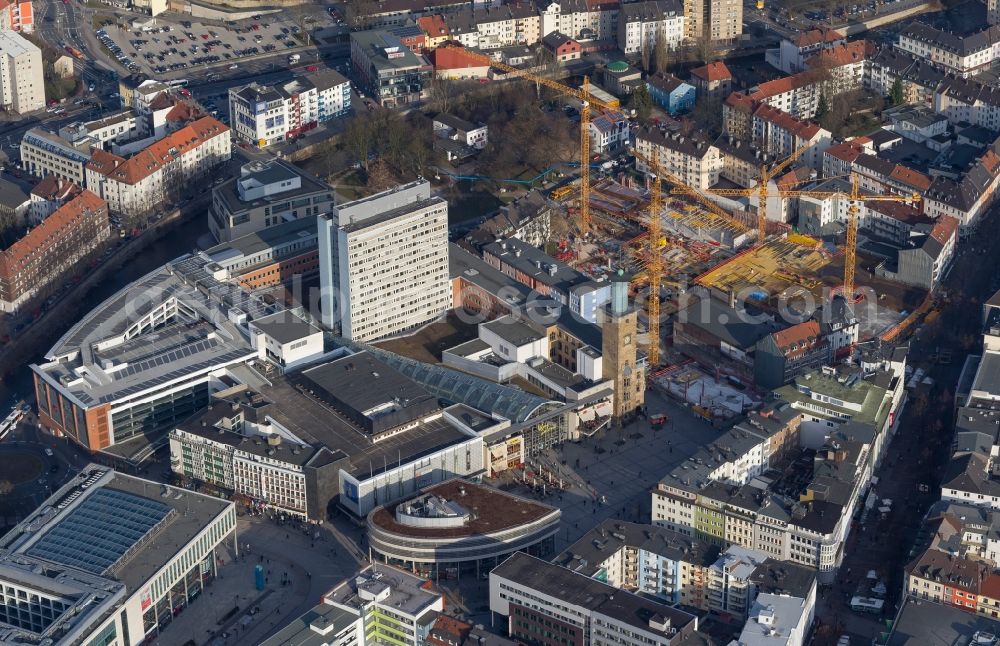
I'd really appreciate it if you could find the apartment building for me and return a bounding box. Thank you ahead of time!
[85,116,231,217]
[0,30,41,113]
[652,361,905,584]
[751,103,832,169]
[203,218,319,291]
[754,320,830,390]
[491,552,700,645]
[896,23,1000,78]
[554,520,817,624]
[351,30,432,107]
[689,60,732,100]
[935,76,1000,133]
[867,47,946,111]
[318,180,450,341]
[208,159,334,243]
[27,173,80,225]
[589,108,630,153]
[906,548,988,613]
[481,238,610,321]
[769,27,845,74]
[685,0,741,43]
[924,148,1000,233]
[876,214,958,289]
[228,70,351,148]
[21,128,96,184]
[0,0,33,33]
[0,189,108,312]
[541,0,620,47]
[634,127,722,190]
[616,0,685,55]
[59,110,139,148]
[263,565,444,646]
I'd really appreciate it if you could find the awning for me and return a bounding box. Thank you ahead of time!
[579,407,597,422]
[595,402,613,417]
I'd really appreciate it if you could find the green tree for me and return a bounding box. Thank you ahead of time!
[815,92,829,120]
[890,78,905,106]
[631,85,653,121]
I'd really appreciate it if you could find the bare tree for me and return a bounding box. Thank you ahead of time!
[366,157,395,192]
[344,113,375,173]
[654,30,670,75]
[641,38,653,73]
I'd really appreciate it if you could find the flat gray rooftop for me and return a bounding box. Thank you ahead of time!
[888,595,1000,644]
[1,467,232,595]
[326,563,439,617]
[206,217,317,261]
[258,601,357,646]
[251,311,321,345]
[493,552,697,637]
[33,255,274,408]
[260,371,475,480]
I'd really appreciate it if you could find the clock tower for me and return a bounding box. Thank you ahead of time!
[602,269,644,423]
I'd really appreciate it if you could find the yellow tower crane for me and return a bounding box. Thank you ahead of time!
[440,45,619,236]
[700,174,919,298]
[627,146,748,367]
[644,149,663,367]
[670,142,812,245]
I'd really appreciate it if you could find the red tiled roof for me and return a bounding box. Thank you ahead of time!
[824,141,865,163]
[417,15,449,37]
[86,148,127,176]
[981,573,1000,600]
[889,165,932,192]
[930,214,958,246]
[30,175,81,202]
[864,201,932,226]
[809,40,867,68]
[776,166,814,191]
[430,47,489,71]
[750,75,804,99]
[1,190,106,269]
[772,320,821,354]
[93,116,228,185]
[981,149,1000,173]
[794,26,843,48]
[691,61,732,82]
[165,101,201,123]
[724,92,756,113]
[753,103,822,140]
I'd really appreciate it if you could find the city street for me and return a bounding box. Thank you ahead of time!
[813,202,1000,643]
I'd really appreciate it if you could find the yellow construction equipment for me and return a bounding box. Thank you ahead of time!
[632,147,748,233]
[646,148,663,367]
[757,174,920,299]
[670,142,812,244]
[441,45,619,236]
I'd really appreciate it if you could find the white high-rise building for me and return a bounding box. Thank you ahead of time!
[318,180,450,341]
[0,30,42,113]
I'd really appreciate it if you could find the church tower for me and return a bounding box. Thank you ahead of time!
[602,269,644,423]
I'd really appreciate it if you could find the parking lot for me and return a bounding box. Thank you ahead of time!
[95,11,333,78]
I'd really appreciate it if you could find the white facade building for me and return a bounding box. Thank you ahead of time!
[0,30,42,113]
[0,467,236,646]
[616,0,685,55]
[229,70,351,148]
[85,116,231,216]
[318,180,450,341]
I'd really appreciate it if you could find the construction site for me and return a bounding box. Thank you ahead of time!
[427,47,942,419]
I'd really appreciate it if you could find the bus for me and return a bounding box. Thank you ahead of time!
[849,596,884,615]
[166,79,189,88]
[0,406,23,440]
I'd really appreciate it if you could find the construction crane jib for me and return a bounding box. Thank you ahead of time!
[441,45,619,236]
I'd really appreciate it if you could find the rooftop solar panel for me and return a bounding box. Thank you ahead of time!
[27,488,173,574]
